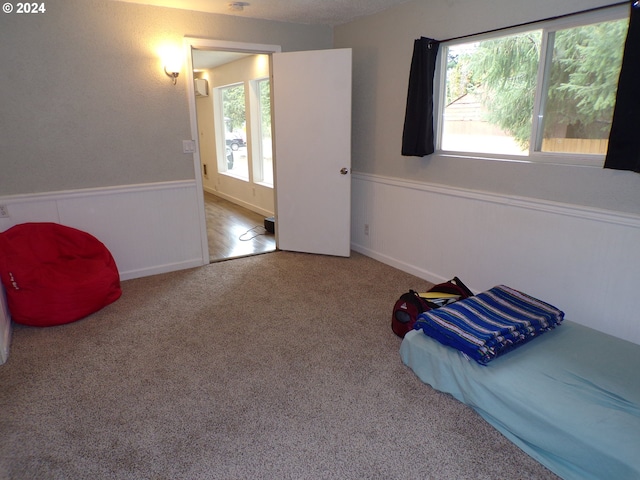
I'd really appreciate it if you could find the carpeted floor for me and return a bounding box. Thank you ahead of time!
[0,251,559,479]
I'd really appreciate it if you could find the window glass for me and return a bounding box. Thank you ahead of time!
[442,32,541,156]
[438,10,629,165]
[538,19,628,155]
[255,78,273,186]
[221,83,248,180]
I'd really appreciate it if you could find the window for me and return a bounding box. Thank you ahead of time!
[250,78,274,187]
[437,6,629,166]
[218,83,248,180]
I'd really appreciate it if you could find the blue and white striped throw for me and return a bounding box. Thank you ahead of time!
[413,285,564,364]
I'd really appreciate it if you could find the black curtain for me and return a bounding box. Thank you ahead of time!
[604,1,640,172]
[401,37,440,157]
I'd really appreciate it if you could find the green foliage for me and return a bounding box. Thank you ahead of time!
[465,31,541,148]
[222,80,271,137]
[446,17,628,147]
[446,51,478,106]
[222,84,246,132]
[544,20,627,139]
[259,79,271,136]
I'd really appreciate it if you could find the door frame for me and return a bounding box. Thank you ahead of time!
[183,37,282,265]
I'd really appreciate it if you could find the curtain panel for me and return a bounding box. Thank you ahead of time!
[604,1,640,173]
[401,37,440,157]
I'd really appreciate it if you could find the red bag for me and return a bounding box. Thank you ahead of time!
[392,277,473,338]
[391,290,435,338]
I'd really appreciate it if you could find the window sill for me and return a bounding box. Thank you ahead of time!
[435,151,604,169]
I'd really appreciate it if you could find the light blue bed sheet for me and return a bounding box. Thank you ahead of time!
[400,321,640,480]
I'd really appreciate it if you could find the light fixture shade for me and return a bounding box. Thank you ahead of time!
[164,57,181,75]
[161,46,182,85]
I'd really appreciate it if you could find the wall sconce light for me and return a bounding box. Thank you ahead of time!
[164,65,180,85]
[164,66,179,85]
[162,48,182,85]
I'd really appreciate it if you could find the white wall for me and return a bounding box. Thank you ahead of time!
[352,173,640,345]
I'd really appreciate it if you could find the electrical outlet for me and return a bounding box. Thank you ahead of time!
[182,140,196,154]
[364,224,369,236]
[0,205,9,218]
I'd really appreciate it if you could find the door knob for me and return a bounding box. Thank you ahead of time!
[340,167,349,175]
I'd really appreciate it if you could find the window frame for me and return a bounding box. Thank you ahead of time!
[249,76,274,188]
[434,4,629,167]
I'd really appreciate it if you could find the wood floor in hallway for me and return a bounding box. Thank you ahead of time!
[203,191,276,262]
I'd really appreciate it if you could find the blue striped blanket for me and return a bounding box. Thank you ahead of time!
[413,285,564,364]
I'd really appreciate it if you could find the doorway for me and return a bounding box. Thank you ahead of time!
[187,40,281,262]
[185,40,353,264]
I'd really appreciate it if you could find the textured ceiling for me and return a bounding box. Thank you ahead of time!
[110,0,413,26]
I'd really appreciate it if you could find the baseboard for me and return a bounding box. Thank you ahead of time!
[351,244,451,287]
[203,187,273,218]
[119,258,205,281]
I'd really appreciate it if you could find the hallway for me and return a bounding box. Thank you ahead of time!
[203,192,276,262]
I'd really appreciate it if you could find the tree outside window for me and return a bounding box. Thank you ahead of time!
[440,11,629,165]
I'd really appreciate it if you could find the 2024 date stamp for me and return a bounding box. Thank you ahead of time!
[3,2,46,14]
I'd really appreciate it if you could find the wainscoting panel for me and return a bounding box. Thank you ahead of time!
[351,173,640,345]
[0,181,208,281]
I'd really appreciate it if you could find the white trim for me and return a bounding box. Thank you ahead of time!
[0,287,11,365]
[120,259,205,281]
[184,37,282,55]
[0,180,196,203]
[203,186,272,218]
[352,244,446,286]
[185,40,211,264]
[183,37,282,263]
[352,171,640,229]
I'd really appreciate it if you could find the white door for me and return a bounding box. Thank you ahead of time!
[272,48,352,257]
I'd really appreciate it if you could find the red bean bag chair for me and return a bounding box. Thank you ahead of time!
[0,222,121,327]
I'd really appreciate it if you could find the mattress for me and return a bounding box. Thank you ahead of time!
[400,320,640,480]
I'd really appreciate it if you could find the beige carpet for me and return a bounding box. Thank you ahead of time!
[0,251,558,479]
